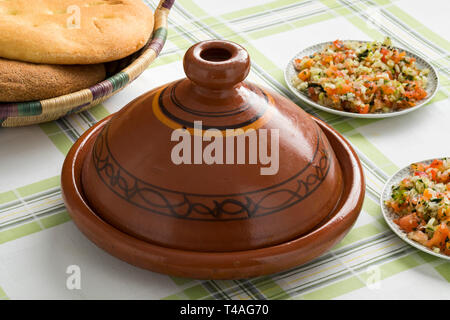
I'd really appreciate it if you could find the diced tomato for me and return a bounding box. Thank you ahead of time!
[404,91,415,99]
[414,171,427,178]
[358,104,369,114]
[333,40,344,50]
[336,83,352,95]
[330,95,340,104]
[326,65,343,78]
[333,52,345,64]
[308,87,318,102]
[415,87,427,100]
[380,47,391,63]
[430,169,437,181]
[430,159,443,169]
[304,59,314,68]
[401,178,410,185]
[324,87,336,96]
[394,213,421,232]
[426,223,450,250]
[345,49,355,57]
[423,188,433,201]
[298,69,311,81]
[380,48,389,55]
[439,171,450,183]
[438,207,448,220]
[321,55,333,64]
[409,57,416,63]
[444,242,450,256]
[381,85,395,95]
[392,51,406,63]
[413,163,426,171]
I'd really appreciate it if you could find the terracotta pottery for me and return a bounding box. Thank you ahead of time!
[80,40,344,252]
[62,114,364,279]
[61,40,365,278]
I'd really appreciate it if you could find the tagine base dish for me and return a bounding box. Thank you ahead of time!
[62,114,364,280]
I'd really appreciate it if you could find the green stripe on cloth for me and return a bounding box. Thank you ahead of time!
[376,216,389,230]
[40,122,63,135]
[0,191,17,205]
[1,175,61,206]
[163,284,210,300]
[301,252,423,299]
[0,286,8,300]
[177,0,207,17]
[362,197,382,218]
[300,274,365,300]
[0,221,42,244]
[321,0,383,39]
[40,211,71,229]
[248,23,294,40]
[16,176,60,198]
[320,0,353,17]
[248,12,335,39]
[221,4,273,20]
[429,90,448,102]
[0,211,71,245]
[333,223,384,249]
[47,133,72,155]
[88,104,111,122]
[372,0,391,5]
[221,0,303,20]
[39,123,73,155]
[167,32,194,50]
[150,53,182,68]
[331,121,354,134]
[251,277,290,299]
[170,276,194,286]
[385,5,450,52]
[434,263,450,282]
[346,133,399,175]
[415,251,439,263]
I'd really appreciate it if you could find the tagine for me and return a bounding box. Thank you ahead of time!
[62,40,365,278]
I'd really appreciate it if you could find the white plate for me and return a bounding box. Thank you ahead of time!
[381,158,450,260]
[284,40,439,118]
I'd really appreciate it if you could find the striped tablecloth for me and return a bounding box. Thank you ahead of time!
[0,0,449,300]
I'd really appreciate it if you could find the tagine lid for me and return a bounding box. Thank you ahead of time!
[80,40,344,252]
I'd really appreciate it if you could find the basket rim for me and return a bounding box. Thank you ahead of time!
[0,0,174,121]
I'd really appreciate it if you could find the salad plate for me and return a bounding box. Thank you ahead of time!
[381,158,450,260]
[285,40,439,118]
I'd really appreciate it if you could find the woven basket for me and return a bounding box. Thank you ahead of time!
[0,0,174,128]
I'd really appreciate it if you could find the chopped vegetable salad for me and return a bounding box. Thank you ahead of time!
[385,159,450,256]
[292,38,429,114]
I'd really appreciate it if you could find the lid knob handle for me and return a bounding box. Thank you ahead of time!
[183,40,250,90]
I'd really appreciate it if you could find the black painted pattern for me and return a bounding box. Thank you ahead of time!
[92,122,332,221]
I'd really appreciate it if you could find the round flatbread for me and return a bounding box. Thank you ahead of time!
[0,58,106,102]
[0,0,154,65]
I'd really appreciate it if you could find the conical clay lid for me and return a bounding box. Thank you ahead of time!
[81,40,344,252]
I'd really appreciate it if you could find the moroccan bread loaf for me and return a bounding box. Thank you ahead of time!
[0,58,106,102]
[0,0,154,65]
